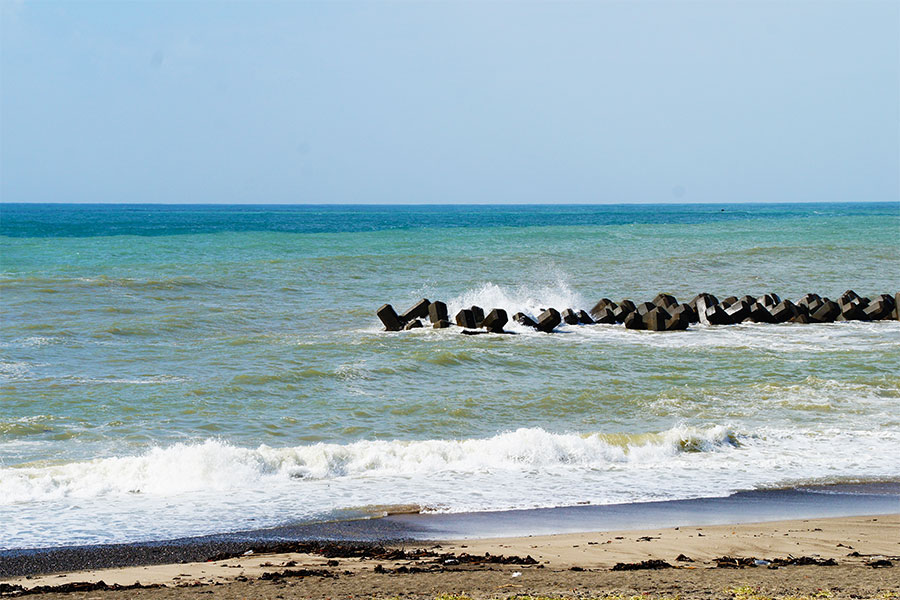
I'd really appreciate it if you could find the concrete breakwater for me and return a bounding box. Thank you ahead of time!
[377,291,900,333]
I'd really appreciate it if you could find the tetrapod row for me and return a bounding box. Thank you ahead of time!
[377,290,899,334]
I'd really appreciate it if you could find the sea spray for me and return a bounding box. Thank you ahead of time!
[447,279,585,321]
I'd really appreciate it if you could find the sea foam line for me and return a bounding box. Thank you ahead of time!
[0,426,737,504]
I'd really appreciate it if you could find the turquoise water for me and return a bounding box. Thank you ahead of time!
[1,202,899,549]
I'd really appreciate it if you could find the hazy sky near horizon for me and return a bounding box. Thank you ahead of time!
[1,1,898,205]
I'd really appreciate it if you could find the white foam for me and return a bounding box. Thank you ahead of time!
[0,426,736,504]
[446,280,585,323]
[1,424,898,549]
[0,361,33,382]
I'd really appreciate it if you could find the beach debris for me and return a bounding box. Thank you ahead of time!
[0,580,164,595]
[259,568,336,580]
[715,556,756,568]
[715,555,838,568]
[511,571,522,577]
[675,554,694,562]
[0,584,25,595]
[785,556,838,566]
[443,552,538,565]
[611,559,673,571]
[866,559,893,568]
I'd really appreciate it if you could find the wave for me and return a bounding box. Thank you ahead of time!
[446,280,585,322]
[0,426,738,504]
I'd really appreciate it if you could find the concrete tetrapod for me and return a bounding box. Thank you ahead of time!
[400,298,431,322]
[455,309,477,329]
[561,308,581,325]
[482,309,509,333]
[536,308,561,333]
[513,312,538,328]
[469,306,486,328]
[377,304,404,331]
[428,301,449,324]
[643,306,671,331]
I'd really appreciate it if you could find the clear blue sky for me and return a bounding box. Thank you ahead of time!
[1,1,897,204]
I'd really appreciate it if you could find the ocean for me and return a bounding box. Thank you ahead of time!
[1,202,898,551]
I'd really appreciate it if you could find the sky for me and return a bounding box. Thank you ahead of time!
[1,1,898,205]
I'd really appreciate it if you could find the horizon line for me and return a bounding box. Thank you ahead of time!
[2,200,898,208]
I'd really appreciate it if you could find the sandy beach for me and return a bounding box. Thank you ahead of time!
[3,514,897,599]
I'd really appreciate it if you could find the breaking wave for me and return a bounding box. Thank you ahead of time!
[0,426,738,504]
[447,280,585,321]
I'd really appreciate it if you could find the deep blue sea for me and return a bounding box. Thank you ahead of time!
[1,202,898,549]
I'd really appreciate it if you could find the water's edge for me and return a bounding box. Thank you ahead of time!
[2,483,897,578]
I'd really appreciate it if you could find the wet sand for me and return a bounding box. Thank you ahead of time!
[3,514,898,599]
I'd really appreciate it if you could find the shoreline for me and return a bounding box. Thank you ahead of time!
[3,482,897,579]
[2,514,898,598]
